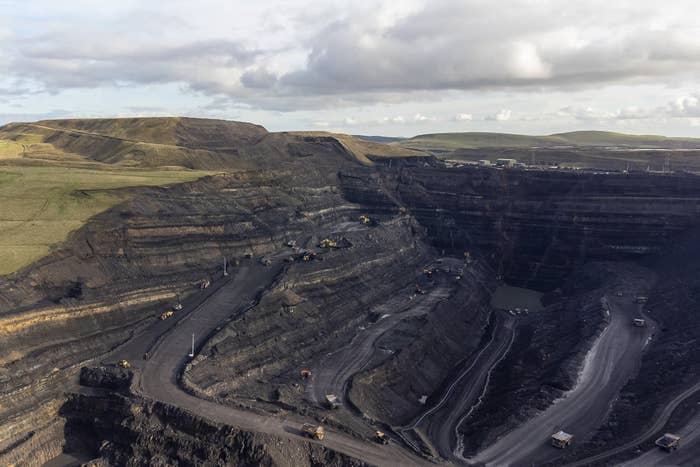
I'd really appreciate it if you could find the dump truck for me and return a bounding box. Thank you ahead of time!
[301,423,325,440]
[375,431,389,445]
[655,433,681,451]
[319,238,337,248]
[117,360,131,369]
[551,431,573,448]
[160,311,174,320]
[633,318,646,327]
[325,394,341,409]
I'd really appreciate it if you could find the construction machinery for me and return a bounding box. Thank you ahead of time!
[174,303,183,311]
[286,240,297,248]
[200,279,210,290]
[301,250,317,262]
[325,394,341,409]
[319,238,337,248]
[117,360,131,369]
[655,433,681,451]
[301,423,325,440]
[300,369,312,378]
[636,296,649,304]
[359,215,370,224]
[551,431,573,448]
[633,318,647,327]
[160,311,174,320]
[415,285,426,295]
[375,431,389,445]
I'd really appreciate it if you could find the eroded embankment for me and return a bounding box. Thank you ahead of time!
[5,389,368,467]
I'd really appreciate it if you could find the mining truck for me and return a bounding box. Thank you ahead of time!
[301,423,325,440]
[117,360,131,369]
[375,431,389,445]
[160,311,174,320]
[325,394,341,409]
[655,433,681,451]
[551,431,573,448]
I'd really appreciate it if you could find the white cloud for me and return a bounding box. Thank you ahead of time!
[413,113,435,122]
[486,109,512,121]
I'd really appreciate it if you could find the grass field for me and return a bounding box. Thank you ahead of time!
[0,140,24,159]
[0,164,211,275]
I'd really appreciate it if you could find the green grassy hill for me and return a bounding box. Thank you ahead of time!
[399,131,700,152]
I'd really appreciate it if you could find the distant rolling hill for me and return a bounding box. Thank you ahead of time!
[398,131,700,152]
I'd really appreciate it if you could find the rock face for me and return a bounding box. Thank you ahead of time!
[365,165,700,290]
[59,392,369,467]
[79,366,133,390]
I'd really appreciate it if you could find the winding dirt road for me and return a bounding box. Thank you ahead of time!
[564,379,700,467]
[113,262,431,467]
[470,293,653,466]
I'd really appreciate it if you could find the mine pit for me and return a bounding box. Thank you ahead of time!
[2,118,700,467]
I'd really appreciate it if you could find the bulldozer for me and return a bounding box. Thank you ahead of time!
[117,360,131,369]
[301,423,325,440]
[375,431,389,445]
[160,311,174,320]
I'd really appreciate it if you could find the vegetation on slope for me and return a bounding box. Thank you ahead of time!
[0,164,211,275]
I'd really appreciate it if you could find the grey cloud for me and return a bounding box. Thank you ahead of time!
[276,0,700,99]
[240,68,278,89]
[3,0,700,113]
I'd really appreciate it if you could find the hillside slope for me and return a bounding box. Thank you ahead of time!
[399,130,700,152]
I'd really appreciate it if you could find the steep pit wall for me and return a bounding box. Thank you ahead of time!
[373,166,700,290]
[184,215,433,413]
[347,259,493,426]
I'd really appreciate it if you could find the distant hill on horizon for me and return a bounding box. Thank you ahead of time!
[397,130,700,152]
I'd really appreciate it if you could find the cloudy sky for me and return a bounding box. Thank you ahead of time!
[1,0,700,136]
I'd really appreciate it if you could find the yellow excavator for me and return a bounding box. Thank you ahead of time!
[117,360,131,369]
[319,238,337,248]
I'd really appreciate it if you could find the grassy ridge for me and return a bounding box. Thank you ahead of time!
[399,131,700,152]
[290,131,425,165]
[0,164,211,275]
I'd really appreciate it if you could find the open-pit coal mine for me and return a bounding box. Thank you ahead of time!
[2,118,700,467]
